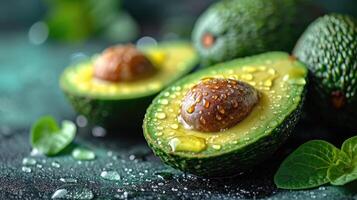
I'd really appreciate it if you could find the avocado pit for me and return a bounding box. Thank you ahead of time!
[180,78,260,132]
[94,44,155,82]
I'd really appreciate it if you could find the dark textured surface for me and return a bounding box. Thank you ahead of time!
[0,33,356,199]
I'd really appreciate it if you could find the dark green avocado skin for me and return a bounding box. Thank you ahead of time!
[192,0,311,66]
[293,14,357,131]
[64,91,155,131]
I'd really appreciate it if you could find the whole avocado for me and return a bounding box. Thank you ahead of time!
[192,0,311,66]
[293,14,357,131]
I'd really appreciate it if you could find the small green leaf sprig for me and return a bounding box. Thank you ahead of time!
[274,136,357,189]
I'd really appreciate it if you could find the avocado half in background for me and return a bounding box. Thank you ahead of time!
[192,0,315,66]
[293,14,357,132]
[60,42,198,130]
[143,52,308,177]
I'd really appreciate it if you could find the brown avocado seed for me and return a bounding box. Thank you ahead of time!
[180,78,260,132]
[94,44,155,82]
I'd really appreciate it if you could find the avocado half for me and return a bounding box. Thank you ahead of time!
[60,42,198,129]
[143,52,307,177]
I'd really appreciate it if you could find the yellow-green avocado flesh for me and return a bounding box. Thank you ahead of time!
[143,52,307,177]
[60,42,198,129]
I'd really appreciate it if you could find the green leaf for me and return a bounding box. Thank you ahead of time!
[274,140,340,189]
[31,116,76,156]
[341,136,357,164]
[328,136,357,185]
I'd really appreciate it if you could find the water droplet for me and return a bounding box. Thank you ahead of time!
[76,115,88,128]
[155,132,163,136]
[186,105,195,114]
[60,178,78,183]
[100,170,121,181]
[163,92,170,97]
[91,126,106,137]
[241,74,253,81]
[217,105,225,114]
[204,99,210,108]
[156,112,166,120]
[21,166,32,173]
[129,155,136,160]
[242,66,257,73]
[258,66,267,71]
[170,124,179,130]
[22,157,37,166]
[72,148,96,161]
[115,191,129,199]
[154,171,174,180]
[51,185,94,199]
[283,75,290,81]
[30,148,43,157]
[51,189,68,199]
[157,126,164,130]
[51,161,61,168]
[168,136,206,152]
[159,99,169,105]
[263,79,272,87]
[28,21,48,45]
[212,144,221,150]
[267,68,276,75]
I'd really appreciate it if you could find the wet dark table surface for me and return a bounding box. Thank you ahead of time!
[0,33,356,199]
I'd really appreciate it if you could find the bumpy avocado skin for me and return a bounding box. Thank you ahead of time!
[143,52,307,177]
[192,0,310,66]
[293,14,357,131]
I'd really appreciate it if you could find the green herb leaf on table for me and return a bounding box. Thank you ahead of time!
[328,136,357,185]
[341,136,357,164]
[274,140,341,189]
[31,116,76,156]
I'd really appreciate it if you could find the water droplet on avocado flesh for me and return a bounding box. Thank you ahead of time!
[144,52,307,163]
[169,136,206,152]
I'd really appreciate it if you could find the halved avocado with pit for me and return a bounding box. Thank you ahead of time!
[143,52,307,177]
[60,42,198,129]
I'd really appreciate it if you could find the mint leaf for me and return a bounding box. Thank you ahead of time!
[31,116,76,156]
[274,140,340,189]
[328,136,357,185]
[341,136,357,164]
